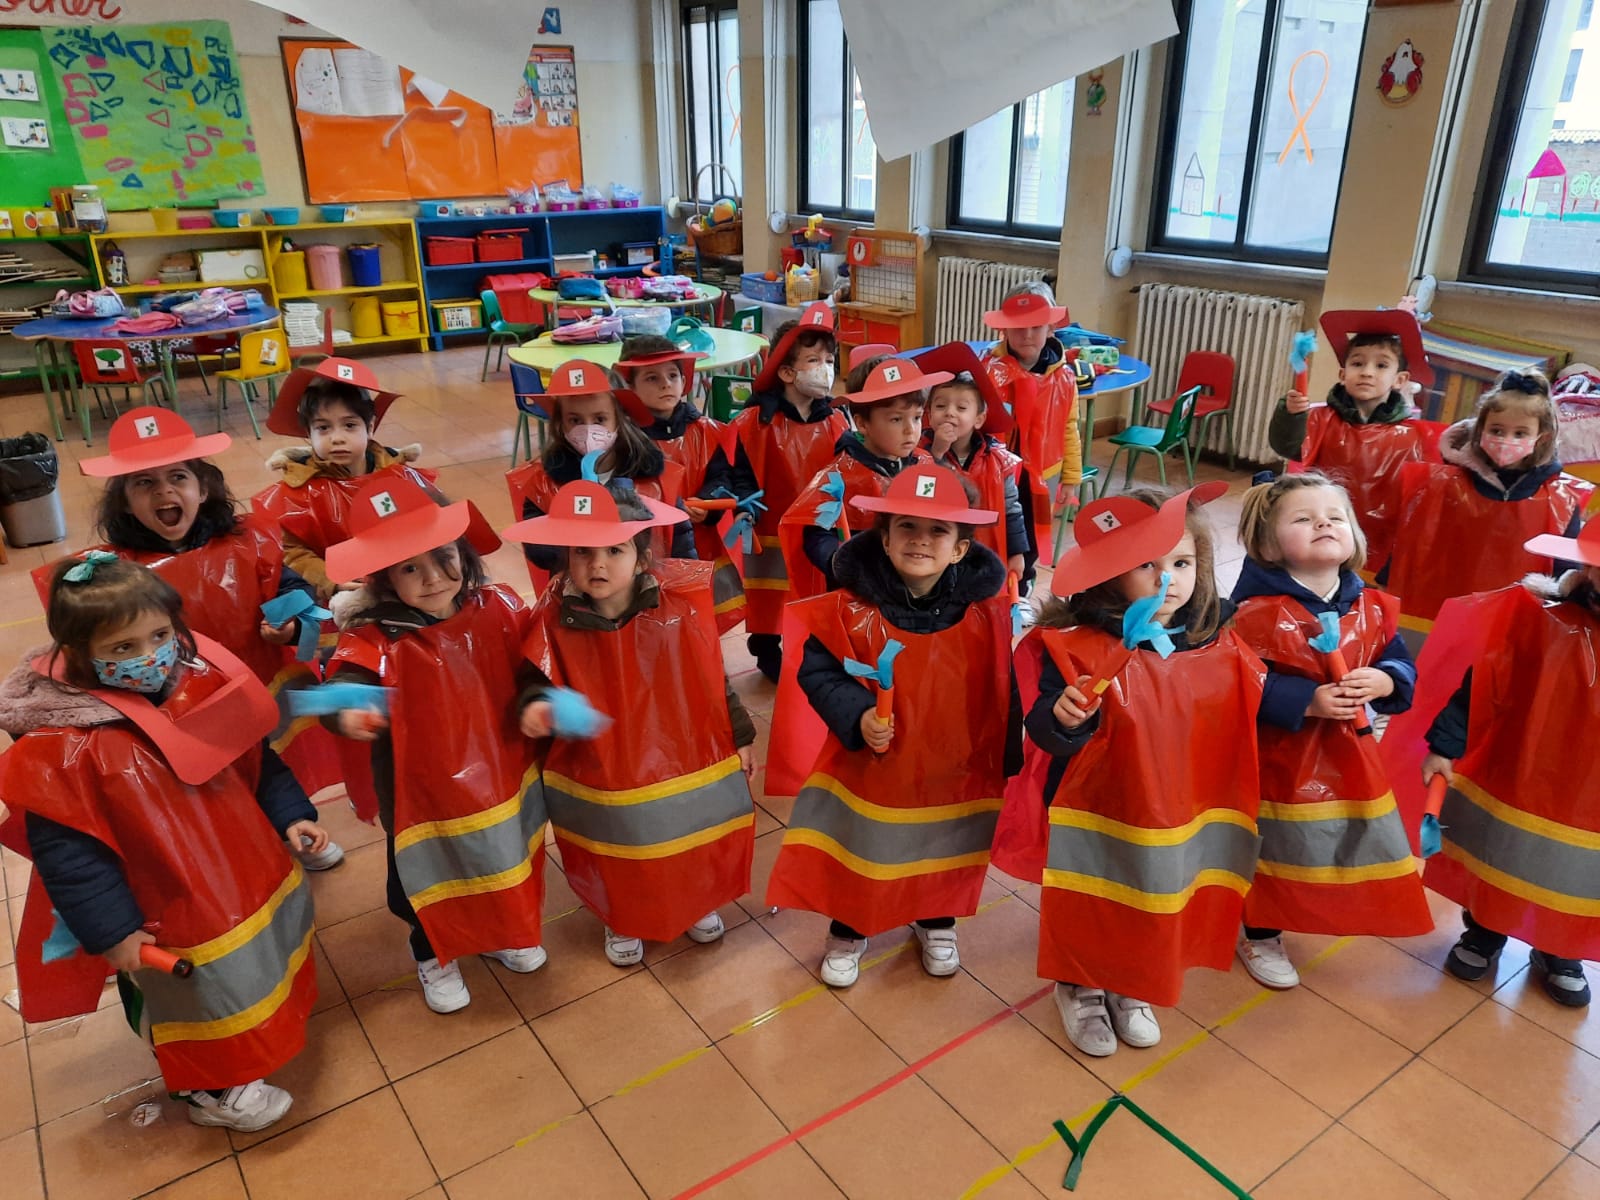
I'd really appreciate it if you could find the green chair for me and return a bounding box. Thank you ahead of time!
[1099,385,1201,497]
[730,306,762,335]
[708,374,754,422]
[480,289,540,381]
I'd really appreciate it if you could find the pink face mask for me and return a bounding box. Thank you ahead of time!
[1480,434,1536,468]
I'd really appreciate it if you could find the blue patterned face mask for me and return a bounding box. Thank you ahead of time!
[92,637,179,694]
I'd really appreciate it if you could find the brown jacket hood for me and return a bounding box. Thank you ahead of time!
[0,649,120,739]
[265,442,422,486]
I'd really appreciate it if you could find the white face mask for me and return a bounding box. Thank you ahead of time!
[793,363,834,398]
[566,424,618,457]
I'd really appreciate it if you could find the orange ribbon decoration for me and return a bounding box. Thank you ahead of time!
[1277,50,1329,165]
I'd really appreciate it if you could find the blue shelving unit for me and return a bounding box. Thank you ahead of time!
[415,208,668,350]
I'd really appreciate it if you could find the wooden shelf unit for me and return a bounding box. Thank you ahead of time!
[0,232,96,384]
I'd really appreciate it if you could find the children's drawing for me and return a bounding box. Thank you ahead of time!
[2,117,49,148]
[0,69,40,102]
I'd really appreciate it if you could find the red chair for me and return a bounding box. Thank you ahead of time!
[1144,350,1237,469]
[71,340,170,442]
[175,333,240,395]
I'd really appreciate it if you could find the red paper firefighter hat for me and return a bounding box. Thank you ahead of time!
[844,357,953,408]
[325,474,500,583]
[851,464,998,525]
[848,343,897,371]
[983,290,1068,331]
[752,301,836,393]
[266,357,403,437]
[501,478,685,547]
[910,341,1013,437]
[1317,309,1434,386]
[612,349,707,427]
[79,407,232,478]
[1525,515,1600,568]
[1051,481,1229,598]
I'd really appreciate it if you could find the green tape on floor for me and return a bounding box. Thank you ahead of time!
[1053,1093,1253,1196]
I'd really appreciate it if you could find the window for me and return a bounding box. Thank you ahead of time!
[797,0,877,218]
[1150,0,1370,265]
[949,81,1074,236]
[1465,0,1600,293]
[682,2,741,203]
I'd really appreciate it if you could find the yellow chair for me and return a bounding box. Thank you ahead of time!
[213,328,290,438]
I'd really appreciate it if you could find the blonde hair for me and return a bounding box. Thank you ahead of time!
[1238,472,1367,572]
[1471,370,1559,468]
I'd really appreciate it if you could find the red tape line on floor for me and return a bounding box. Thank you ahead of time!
[671,983,1055,1199]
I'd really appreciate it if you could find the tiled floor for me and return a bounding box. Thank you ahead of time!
[0,350,1597,1199]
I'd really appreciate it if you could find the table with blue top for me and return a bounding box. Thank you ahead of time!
[10,307,282,444]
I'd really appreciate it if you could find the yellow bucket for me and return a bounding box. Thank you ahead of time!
[150,208,179,232]
[351,296,383,340]
[381,300,421,336]
[274,250,308,295]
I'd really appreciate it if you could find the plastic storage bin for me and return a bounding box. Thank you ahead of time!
[484,272,547,325]
[350,296,383,339]
[347,243,382,286]
[274,249,309,294]
[381,300,421,336]
[305,244,344,291]
[262,206,301,225]
[319,205,353,223]
[0,433,65,547]
[212,209,252,228]
[476,229,527,262]
[740,272,786,304]
[432,300,483,332]
[425,236,475,266]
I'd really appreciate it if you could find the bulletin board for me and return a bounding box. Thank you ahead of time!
[0,28,84,207]
[281,38,583,204]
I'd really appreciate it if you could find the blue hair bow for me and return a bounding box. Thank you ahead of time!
[62,549,118,583]
[260,591,334,662]
[815,470,847,532]
[843,639,904,689]
[1122,572,1182,658]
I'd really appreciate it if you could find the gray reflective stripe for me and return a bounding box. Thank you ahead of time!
[1443,787,1600,902]
[1045,821,1260,896]
[742,539,787,582]
[712,560,745,606]
[395,781,549,901]
[1258,808,1415,871]
[137,873,313,1029]
[546,767,752,849]
[788,785,1000,866]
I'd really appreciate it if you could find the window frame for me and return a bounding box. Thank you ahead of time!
[1147,0,1368,269]
[946,90,1071,239]
[680,0,740,203]
[796,0,875,220]
[1462,0,1600,297]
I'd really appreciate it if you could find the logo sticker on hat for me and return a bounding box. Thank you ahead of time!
[574,496,592,515]
[806,309,826,324]
[915,475,938,499]
[336,363,355,381]
[569,366,587,387]
[370,491,398,518]
[1093,511,1122,532]
[883,364,902,382]
[135,416,161,440]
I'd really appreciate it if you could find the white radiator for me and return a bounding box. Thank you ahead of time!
[1133,283,1306,465]
[933,257,1048,344]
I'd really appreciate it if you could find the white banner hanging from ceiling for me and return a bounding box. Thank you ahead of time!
[837,0,1178,162]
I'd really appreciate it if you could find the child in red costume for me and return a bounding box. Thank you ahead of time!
[323,477,548,1015]
[766,466,1018,987]
[727,302,850,680]
[1386,370,1590,637]
[1018,484,1263,1058]
[0,556,325,1132]
[506,357,696,594]
[1269,309,1436,576]
[613,334,745,631]
[506,478,758,967]
[1228,474,1430,990]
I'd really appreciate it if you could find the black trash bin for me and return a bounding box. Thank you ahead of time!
[0,433,67,547]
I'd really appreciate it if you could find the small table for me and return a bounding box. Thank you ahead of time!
[11,307,283,444]
[507,326,767,382]
[529,282,724,327]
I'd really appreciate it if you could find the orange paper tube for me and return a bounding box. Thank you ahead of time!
[1324,647,1372,734]
[140,944,195,978]
[687,497,739,510]
[1006,570,1020,607]
[1424,773,1448,819]
[874,685,893,722]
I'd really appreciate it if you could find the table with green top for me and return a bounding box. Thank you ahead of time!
[507,326,767,383]
[529,281,724,327]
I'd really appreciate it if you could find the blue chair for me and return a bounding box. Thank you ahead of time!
[509,360,551,467]
[1099,385,1201,496]
[481,289,540,381]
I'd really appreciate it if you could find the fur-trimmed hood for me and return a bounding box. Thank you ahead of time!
[328,585,440,637]
[0,649,120,738]
[1439,418,1565,499]
[1523,569,1599,609]
[266,442,422,486]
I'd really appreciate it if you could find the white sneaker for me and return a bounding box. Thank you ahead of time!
[298,838,345,871]
[604,927,644,967]
[912,924,960,976]
[819,935,867,988]
[1108,993,1161,1048]
[686,911,725,944]
[417,957,471,1013]
[1236,934,1301,989]
[484,945,547,973]
[1054,983,1117,1057]
[186,1079,293,1132]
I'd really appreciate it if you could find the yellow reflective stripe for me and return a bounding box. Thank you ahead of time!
[171,866,304,967]
[394,764,541,852]
[714,594,746,614]
[782,827,991,880]
[1041,867,1251,913]
[1257,794,1398,823]
[1441,841,1600,918]
[408,828,548,910]
[265,666,313,698]
[1457,775,1600,853]
[151,929,313,1045]
[1254,858,1419,884]
[558,813,753,862]
[545,756,740,807]
[1048,806,1256,847]
[743,579,792,590]
[269,714,319,754]
[804,774,1004,826]
[1397,612,1435,634]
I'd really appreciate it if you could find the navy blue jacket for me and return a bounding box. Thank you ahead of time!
[521,439,697,571]
[1230,557,1416,732]
[801,434,922,591]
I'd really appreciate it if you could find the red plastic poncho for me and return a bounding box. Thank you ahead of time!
[1295,408,1435,574]
[654,415,747,632]
[777,449,928,603]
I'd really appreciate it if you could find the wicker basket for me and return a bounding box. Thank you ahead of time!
[685,163,743,258]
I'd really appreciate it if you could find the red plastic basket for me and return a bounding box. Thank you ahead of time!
[476,229,528,263]
[425,236,475,266]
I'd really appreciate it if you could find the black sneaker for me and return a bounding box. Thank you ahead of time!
[1529,950,1591,1007]
[753,645,782,683]
[1445,925,1506,981]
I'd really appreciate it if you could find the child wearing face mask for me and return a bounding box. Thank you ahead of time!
[1227,474,1431,991]
[506,478,759,967]
[1269,310,1436,576]
[40,408,345,869]
[765,467,1019,988]
[1385,370,1590,640]
[1017,485,1264,1058]
[0,555,325,1133]
[726,302,850,681]
[613,335,745,631]
[505,357,696,594]
[323,476,548,1015]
